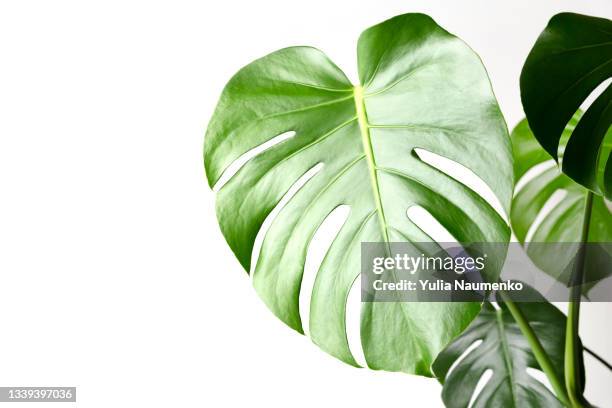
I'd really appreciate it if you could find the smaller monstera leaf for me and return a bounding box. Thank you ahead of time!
[511,114,612,285]
[520,12,612,199]
[433,286,575,408]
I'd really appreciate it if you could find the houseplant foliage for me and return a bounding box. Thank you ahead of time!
[520,12,611,199]
[204,13,513,376]
[425,12,611,407]
[433,287,572,408]
[519,12,612,408]
[511,113,612,284]
[432,118,606,408]
[508,116,609,407]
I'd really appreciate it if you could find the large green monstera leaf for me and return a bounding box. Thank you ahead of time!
[433,287,572,408]
[511,114,612,283]
[204,13,512,375]
[520,12,612,199]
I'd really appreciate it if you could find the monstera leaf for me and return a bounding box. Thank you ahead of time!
[204,13,512,375]
[511,114,612,284]
[433,287,574,408]
[520,12,612,199]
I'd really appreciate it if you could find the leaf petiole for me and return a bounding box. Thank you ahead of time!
[565,190,594,408]
[500,291,571,406]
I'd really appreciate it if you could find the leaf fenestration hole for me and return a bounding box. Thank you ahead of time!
[250,163,324,275]
[524,189,568,244]
[514,160,557,195]
[468,368,493,408]
[446,339,483,378]
[414,148,507,222]
[406,206,467,261]
[213,130,296,191]
[345,276,366,367]
[406,205,459,244]
[526,367,554,394]
[559,78,612,160]
[580,77,612,112]
[301,204,350,336]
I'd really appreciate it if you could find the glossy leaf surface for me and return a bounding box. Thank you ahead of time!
[205,14,512,375]
[520,12,612,199]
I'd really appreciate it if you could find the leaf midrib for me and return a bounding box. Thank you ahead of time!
[353,85,390,242]
[496,308,519,406]
[355,87,433,364]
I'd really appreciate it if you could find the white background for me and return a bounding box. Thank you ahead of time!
[0,0,611,407]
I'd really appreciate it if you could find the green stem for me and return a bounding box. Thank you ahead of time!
[565,191,593,408]
[500,291,570,406]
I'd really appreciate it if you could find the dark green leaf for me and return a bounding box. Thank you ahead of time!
[520,12,612,199]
